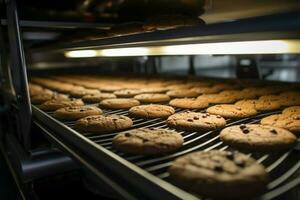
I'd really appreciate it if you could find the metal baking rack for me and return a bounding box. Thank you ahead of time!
[33,104,300,200]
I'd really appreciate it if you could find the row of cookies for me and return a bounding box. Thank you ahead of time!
[29,78,298,199]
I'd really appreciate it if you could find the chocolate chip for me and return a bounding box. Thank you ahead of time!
[236,107,242,110]
[226,152,234,160]
[242,129,250,134]
[112,118,118,121]
[187,119,193,122]
[193,117,199,120]
[214,164,223,172]
[239,124,247,129]
[143,139,149,143]
[293,116,300,120]
[270,129,277,134]
[125,133,131,137]
[202,115,207,118]
[235,160,245,168]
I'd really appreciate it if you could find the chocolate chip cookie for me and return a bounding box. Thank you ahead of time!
[69,88,100,98]
[235,99,281,111]
[31,93,69,105]
[99,98,140,109]
[197,94,237,104]
[82,93,117,103]
[169,98,209,109]
[220,124,297,151]
[53,106,103,120]
[261,114,300,133]
[167,111,226,131]
[166,90,199,98]
[75,114,133,134]
[206,104,257,118]
[39,99,84,111]
[134,93,170,103]
[283,106,300,116]
[113,128,183,155]
[129,104,175,118]
[113,89,144,98]
[169,150,269,199]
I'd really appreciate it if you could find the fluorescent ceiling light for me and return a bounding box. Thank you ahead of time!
[64,40,300,58]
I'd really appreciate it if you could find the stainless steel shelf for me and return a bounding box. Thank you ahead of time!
[31,12,300,53]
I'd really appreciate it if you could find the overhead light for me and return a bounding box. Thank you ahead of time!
[65,50,97,58]
[64,40,300,58]
[101,47,149,57]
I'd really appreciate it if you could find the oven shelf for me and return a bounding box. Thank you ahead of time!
[32,105,300,200]
[31,11,300,54]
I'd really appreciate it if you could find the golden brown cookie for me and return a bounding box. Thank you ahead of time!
[31,93,69,105]
[166,90,199,98]
[282,106,300,116]
[113,128,183,155]
[235,99,281,111]
[169,150,269,199]
[75,114,132,134]
[261,114,300,133]
[197,94,237,104]
[113,89,144,98]
[129,104,175,119]
[169,98,209,109]
[220,124,297,151]
[69,89,100,98]
[53,106,103,120]
[206,104,257,118]
[82,93,117,103]
[167,111,226,131]
[39,99,84,111]
[134,93,170,103]
[99,98,140,109]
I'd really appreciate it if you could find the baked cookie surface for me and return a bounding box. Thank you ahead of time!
[129,104,175,118]
[220,124,297,151]
[113,128,183,155]
[167,111,226,131]
[82,93,116,103]
[39,99,84,111]
[261,114,300,133]
[206,104,257,118]
[169,98,209,109]
[166,90,199,98]
[53,106,102,120]
[134,93,170,103]
[99,98,140,109]
[235,99,281,111]
[169,150,269,199]
[75,114,132,134]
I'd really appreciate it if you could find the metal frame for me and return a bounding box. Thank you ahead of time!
[31,11,300,52]
[5,0,32,150]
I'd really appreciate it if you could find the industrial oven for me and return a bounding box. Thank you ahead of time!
[1,0,300,199]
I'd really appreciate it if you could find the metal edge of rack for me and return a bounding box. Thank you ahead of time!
[31,11,300,52]
[1,19,113,29]
[32,105,198,200]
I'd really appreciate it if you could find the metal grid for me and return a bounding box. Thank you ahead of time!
[39,106,300,199]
